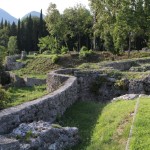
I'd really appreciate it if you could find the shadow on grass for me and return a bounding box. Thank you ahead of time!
[57,101,107,150]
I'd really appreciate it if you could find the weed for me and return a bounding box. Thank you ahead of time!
[51,124,62,129]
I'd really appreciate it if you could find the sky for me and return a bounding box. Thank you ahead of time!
[0,0,90,19]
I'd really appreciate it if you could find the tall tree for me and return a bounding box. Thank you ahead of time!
[10,22,17,36]
[39,9,44,38]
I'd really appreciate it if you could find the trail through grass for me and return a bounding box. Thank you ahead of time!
[130,96,150,150]
[59,100,136,150]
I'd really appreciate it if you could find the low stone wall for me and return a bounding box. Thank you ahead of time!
[104,60,136,71]
[0,75,77,134]
[24,77,46,87]
[46,69,79,92]
[8,72,46,87]
[103,58,150,71]
[2,67,150,149]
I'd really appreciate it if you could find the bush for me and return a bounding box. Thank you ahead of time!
[79,49,94,59]
[42,50,51,55]
[80,46,88,51]
[0,86,11,109]
[61,47,68,54]
[50,55,60,64]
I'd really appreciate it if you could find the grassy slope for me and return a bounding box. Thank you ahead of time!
[13,51,150,79]
[59,100,136,150]
[7,85,47,107]
[130,97,150,150]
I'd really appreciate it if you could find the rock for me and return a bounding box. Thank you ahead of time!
[11,121,79,150]
[21,51,27,60]
[112,94,139,101]
[143,75,150,93]
[5,55,25,71]
[129,80,145,94]
[0,135,20,150]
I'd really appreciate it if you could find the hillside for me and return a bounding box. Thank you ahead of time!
[12,51,150,79]
[0,8,17,23]
[21,11,45,19]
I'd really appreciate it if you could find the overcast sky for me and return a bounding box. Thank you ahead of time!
[0,0,90,18]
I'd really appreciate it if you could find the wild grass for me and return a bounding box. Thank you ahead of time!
[59,100,136,150]
[6,85,47,107]
[130,96,150,150]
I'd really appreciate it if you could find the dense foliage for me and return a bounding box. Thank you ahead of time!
[89,0,150,54]
[1,1,150,56]
[0,10,48,53]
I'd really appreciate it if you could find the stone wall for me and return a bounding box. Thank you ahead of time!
[24,77,46,87]
[46,68,79,92]
[8,72,46,87]
[5,55,25,71]
[74,70,127,101]
[103,58,150,71]
[0,75,77,134]
[128,75,150,94]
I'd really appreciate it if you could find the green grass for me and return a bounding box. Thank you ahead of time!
[7,85,47,107]
[13,56,59,78]
[130,96,150,150]
[59,100,136,150]
[122,71,150,79]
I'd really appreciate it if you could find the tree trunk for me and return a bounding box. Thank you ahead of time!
[78,33,81,51]
[93,35,96,50]
[128,35,131,58]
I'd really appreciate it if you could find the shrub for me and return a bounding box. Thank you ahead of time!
[0,86,11,109]
[50,54,60,63]
[61,46,68,54]
[80,46,88,51]
[79,49,94,59]
[42,50,51,55]
[114,79,128,90]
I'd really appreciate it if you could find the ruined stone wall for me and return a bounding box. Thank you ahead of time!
[1,64,150,144]
[8,72,46,87]
[5,55,25,71]
[0,75,77,134]
[104,58,150,71]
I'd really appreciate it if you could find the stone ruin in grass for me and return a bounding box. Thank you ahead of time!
[1,57,150,149]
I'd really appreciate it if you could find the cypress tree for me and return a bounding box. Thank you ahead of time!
[39,9,43,38]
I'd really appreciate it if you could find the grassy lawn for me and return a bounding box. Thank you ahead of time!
[7,85,47,107]
[59,100,136,150]
[130,96,150,150]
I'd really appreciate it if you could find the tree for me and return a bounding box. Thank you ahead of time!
[39,9,44,38]
[10,22,17,36]
[38,35,59,54]
[7,36,18,55]
[63,4,93,51]
[45,3,93,51]
[0,27,9,47]
[89,0,150,54]
[17,19,21,52]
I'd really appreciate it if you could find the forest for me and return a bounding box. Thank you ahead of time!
[0,0,150,57]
